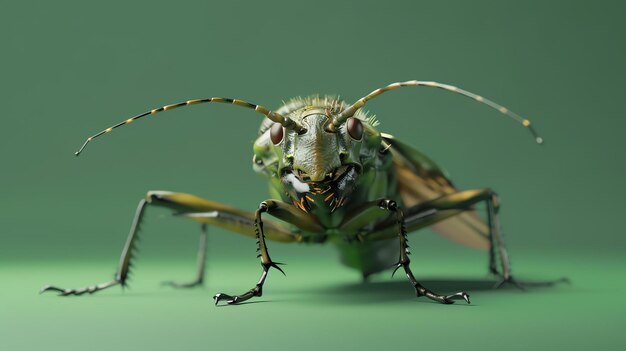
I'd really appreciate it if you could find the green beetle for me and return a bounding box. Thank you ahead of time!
[41,80,548,305]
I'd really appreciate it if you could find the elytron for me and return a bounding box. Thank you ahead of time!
[42,80,548,305]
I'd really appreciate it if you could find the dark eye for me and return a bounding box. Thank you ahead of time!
[270,123,284,145]
[347,117,363,140]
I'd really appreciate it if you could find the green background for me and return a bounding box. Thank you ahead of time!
[1,1,624,350]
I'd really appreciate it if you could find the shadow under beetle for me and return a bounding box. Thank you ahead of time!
[42,80,557,305]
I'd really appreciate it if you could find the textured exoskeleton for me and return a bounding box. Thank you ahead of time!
[42,80,556,305]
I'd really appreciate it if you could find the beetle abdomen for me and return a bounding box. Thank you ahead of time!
[333,238,399,276]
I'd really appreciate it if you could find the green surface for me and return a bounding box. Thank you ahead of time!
[3,247,625,350]
[1,1,625,350]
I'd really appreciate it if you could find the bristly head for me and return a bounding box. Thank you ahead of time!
[257,96,382,213]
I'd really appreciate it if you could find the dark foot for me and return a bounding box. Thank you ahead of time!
[438,291,471,304]
[213,293,236,305]
[394,262,471,305]
[161,279,204,289]
[493,275,525,290]
[493,275,569,289]
[213,262,284,306]
[415,283,471,305]
[213,286,261,305]
[416,288,471,304]
[40,280,120,296]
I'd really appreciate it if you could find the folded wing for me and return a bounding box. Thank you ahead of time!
[383,133,490,250]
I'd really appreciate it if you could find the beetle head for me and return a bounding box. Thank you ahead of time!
[268,106,373,212]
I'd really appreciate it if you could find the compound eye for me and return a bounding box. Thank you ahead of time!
[270,123,284,145]
[346,117,363,140]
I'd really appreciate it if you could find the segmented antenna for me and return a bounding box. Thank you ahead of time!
[75,97,304,156]
[334,80,544,144]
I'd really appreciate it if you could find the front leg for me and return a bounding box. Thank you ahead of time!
[343,199,470,304]
[213,200,302,305]
[381,200,471,304]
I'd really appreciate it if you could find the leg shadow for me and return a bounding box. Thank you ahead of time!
[305,277,518,305]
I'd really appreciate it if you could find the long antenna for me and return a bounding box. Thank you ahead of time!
[75,97,304,156]
[334,80,544,144]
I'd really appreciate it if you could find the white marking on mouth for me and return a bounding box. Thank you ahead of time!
[284,173,310,193]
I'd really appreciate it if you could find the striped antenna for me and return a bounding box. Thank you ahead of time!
[334,80,544,144]
[74,97,304,156]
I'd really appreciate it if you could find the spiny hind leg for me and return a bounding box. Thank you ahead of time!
[40,197,149,296]
[40,191,299,296]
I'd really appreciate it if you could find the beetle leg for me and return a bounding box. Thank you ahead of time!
[161,224,208,288]
[368,190,505,272]
[483,193,520,288]
[40,198,148,296]
[485,197,566,288]
[404,190,517,288]
[41,191,300,296]
[377,199,471,305]
[368,189,566,291]
[213,200,289,305]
